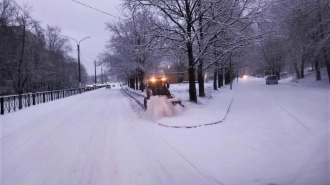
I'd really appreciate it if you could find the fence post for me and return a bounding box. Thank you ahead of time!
[1,97,4,115]
[63,90,64,98]
[27,94,30,107]
[14,96,16,111]
[43,93,46,103]
[33,93,36,105]
[19,94,22,110]
[51,92,53,101]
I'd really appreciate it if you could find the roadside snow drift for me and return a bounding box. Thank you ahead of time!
[144,96,183,120]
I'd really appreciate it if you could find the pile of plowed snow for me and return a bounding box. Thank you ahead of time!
[144,96,183,121]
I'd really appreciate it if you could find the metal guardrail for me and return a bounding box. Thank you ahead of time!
[0,87,102,115]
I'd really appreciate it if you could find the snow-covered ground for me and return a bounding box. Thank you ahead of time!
[1,73,329,185]
[125,82,220,107]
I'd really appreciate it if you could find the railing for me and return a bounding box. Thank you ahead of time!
[0,87,95,115]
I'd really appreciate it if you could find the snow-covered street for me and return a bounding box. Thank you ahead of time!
[1,77,329,185]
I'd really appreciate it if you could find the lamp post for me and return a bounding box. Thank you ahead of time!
[63,35,91,92]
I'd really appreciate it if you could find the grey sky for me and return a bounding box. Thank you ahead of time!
[16,0,123,75]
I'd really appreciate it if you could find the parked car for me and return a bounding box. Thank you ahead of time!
[266,76,278,85]
[85,85,94,91]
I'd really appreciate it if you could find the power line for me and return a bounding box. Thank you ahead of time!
[72,0,122,19]
[80,55,93,67]
[10,0,38,26]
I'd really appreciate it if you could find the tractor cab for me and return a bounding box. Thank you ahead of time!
[144,76,183,109]
[146,76,170,98]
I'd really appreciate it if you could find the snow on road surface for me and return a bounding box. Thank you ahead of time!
[1,76,329,185]
[1,89,213,185]
[149,77,329,185]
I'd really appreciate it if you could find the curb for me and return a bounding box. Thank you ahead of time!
[157,96,234,129]
[125,88,146,98]
[122,89,145,109]
[123,87,235,129]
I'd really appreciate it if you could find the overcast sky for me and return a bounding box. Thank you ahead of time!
[15,0,123,75]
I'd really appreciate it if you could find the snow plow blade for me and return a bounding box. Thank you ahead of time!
[144,97,184,110]
[166,98,184,107]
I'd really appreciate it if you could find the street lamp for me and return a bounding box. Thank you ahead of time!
[63,35,91,92]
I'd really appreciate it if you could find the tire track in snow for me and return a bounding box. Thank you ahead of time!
[123,88,227,184]
[144,123,226,185]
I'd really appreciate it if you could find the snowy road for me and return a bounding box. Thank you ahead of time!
[1,78,329,185]
[1,89,212,185]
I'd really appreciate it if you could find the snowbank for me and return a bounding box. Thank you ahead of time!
[157,89,234,127]
[144,96,183,121]
[150,77,329,185]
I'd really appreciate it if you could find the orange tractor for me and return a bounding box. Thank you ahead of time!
[144,76,183,109]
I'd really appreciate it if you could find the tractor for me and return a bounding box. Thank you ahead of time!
[144,76,183,109]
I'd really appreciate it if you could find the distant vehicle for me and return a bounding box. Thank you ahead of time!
[85,85,94,91]
[266,76,278,85]
[105,84,111,89]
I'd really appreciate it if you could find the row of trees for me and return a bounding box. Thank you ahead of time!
[102,0,329,102]
[255,0,330,81]
[103,0,265,102]
[0,0,88,95]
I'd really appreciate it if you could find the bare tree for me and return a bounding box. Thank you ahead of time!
[125,0,264,102]
[103,8,163,91]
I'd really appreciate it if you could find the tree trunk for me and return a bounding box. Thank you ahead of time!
[187,41,197,102]
[293,62,301,79]
[140,71,145,92]
[300,56,305,78]
[277,72,280,80]
[198,63,205,97]
[135,75,138,90]
[18,93,23,110]
[213,70,217,90]
[197,0,205,97]
[229,65,232,90]
[130,77,135,89]
[16,24,27,96]
[317,1,330,82]
[322,47,330,83]
[315,58,321,81]
[218,71,222,87]
[225,70,230,85]
[213,69,218,90]
[325,62,330,83]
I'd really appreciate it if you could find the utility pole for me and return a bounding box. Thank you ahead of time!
[62,35,90,93]
[101,66,103,84]
[77,44,81,89]
[94,60,97,85]
[229,53,233,90]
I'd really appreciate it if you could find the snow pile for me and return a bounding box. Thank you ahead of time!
[144,96,183,121]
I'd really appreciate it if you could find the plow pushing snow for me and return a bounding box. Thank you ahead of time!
[143,76,184,120]
[143,76,183,110]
